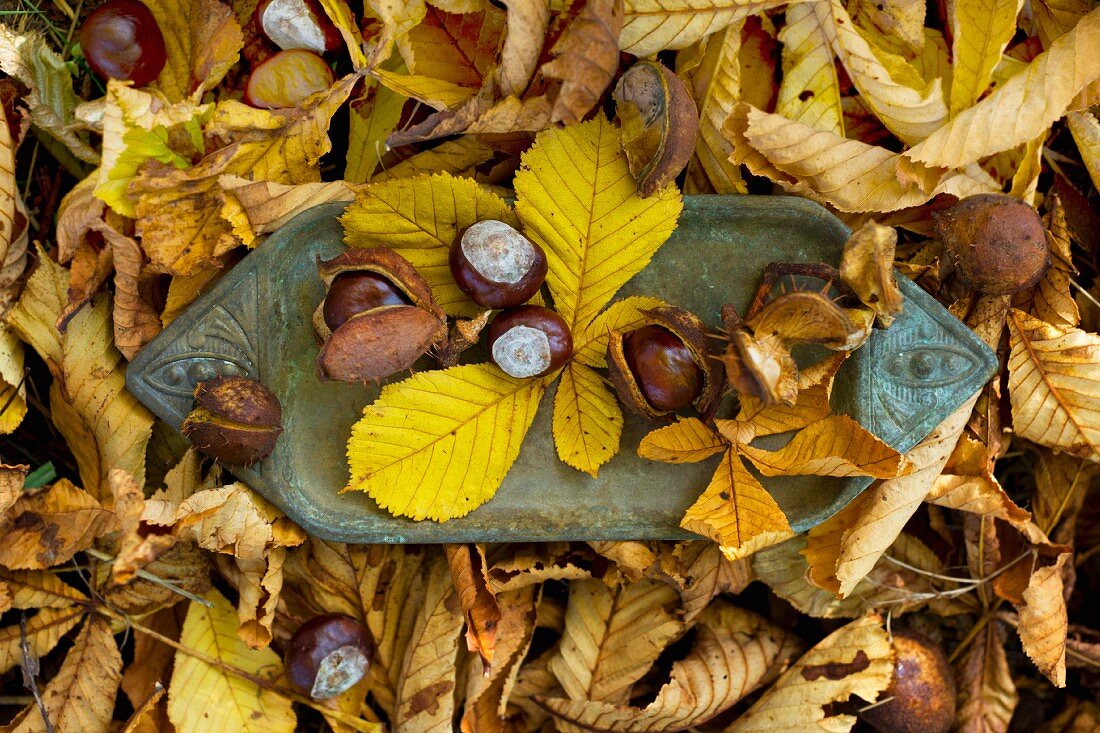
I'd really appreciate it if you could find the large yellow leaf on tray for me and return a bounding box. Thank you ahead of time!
[346,364,547,521]
[167,590,295,733]
[553,361,623,477]
[514,115,682,333]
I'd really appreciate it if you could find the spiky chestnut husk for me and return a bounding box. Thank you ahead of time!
[607,306,721,419]
[932,193,1050,295]
[314,248,447,382]
[861,630,956,733]
[181,376,283,465]
[284,613,375,700]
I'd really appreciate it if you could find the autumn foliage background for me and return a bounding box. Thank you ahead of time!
[2,0,1100,731]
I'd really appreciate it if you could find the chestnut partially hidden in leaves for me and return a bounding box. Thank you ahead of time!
[255,0,341,54]
[932,193,1050,295]
[181,376,283,465]
[285,614,375,701]
[244,49,335,109]
[608,306,720,419]
[450,220,548,309]
[861,629,957,733]
[314,248,447,382]
[487,305,572,379]
[79,0,166,86]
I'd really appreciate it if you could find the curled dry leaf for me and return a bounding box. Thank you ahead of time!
[654,541,752,623]
[955,621,1018,733]
[0,479,118,570]
[109,469,177,586]
[0,92,28,315]
[618,0,791,58]
[444,543,501,669]
[839,220,903,326]
[143,0,244,101]
[725,613,893,733]
[539,602,794,733]
[0,605,85,677]
[0,462,27,514]
[739,414,910,479]
[549,578,683,706]
[543,0,623,126]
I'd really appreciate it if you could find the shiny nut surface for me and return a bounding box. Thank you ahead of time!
[450,220,548,309]
[488,305,573,379]
[79,0,166,86]
[323,271,411,331]
[623,325,704,412]
[181,376,283,465]
[284,613,375,700]
[244,49,335,109]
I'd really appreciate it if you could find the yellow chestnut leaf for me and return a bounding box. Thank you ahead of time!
[680,449,793,560]
[346,78,408,183]
[553,362,623,477]
[1067,109,1100,193]
[144,0,243,102]
[735,353,846,437]
[515,115,682,334]
[776,3,844,135]
[725,614,893,732]
[0,326,26,435]
[168,589,296,733]
[317,0,368,68]
[620,0,794,57]
[905,7,1100,169]
[346,364,547,521]
[740,414,909,479]
[371,67,477,111]
[1007,309,1100,460]
[949,0,1023,117]
[575,295,669,368]
[639,417,726,464]
[341,172,520,317]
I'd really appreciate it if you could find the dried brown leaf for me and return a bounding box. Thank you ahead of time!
[445,543,501,668]
[0,606,85,676]
[0,480,117,570]
[956,622,1017,733]
[739,414,909,479]
[839,220,903,326]
[0,463,27,514]
[543,0,623,125]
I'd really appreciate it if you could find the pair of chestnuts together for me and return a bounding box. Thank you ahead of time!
[317,220,711,417]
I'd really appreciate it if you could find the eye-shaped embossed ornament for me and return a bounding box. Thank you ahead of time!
[144,355,251,398]
[881,345,980,389]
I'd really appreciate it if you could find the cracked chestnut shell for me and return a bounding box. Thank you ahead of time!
[487,305,572,379]
[285,613,375,701]
[314,248,447,382]
[932,193,1050,295]
[181,376,283,465]
[861,630,956,733]
[450,220,547,309]
[608,306,720,419]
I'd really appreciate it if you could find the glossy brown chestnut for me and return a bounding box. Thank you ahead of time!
[181,376,283,465]
[487,305,572,379]
[255,0,342,54]
[450,220,548,309]
[285,613,375,701]
[244,49,335,109]
[861,630,956,733]
[79,0,166,86]
[323,271,411,331]
[622,325,703,412]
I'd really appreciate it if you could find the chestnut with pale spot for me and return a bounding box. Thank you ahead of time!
[255,0,341,54]
[488,305,572,379]
[284,613,375,701]
[450,220,548,309]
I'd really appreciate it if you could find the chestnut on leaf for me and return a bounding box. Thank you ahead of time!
[285,613,375,701]
[314,248,447,382]
[244,49,335,109]
[450,220,548,309]
[487,305,572,379]
[608,306,720,419]
[79,0,166,86]
[861,630,956,733]
[181,376,283,465]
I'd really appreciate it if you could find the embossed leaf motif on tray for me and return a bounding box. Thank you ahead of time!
[128,196,997,543]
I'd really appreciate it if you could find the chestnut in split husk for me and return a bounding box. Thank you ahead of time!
[314,248,447,382]
[932,193,1050,295]
[181,376,283,465]
[79,0,166,86]
[285,613,375,700]
[254,0,341,54]
[244,49,335,109]
[487,305,572,379]
[861,629,957,733]
[450,220,548,309]
[607,306,720,419]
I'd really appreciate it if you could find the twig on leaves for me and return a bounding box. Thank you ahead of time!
[20,612,55,733]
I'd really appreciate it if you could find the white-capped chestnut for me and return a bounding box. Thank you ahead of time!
[450,220,548,309]
[487,305,572,379]
[284,613,375,700]
[254,0,341,54]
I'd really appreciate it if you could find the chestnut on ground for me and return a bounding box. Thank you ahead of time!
[244,49,335,109]
[488,305,572,379]
[79,0,166,86]
[450,220,548,309]
[285,614,375,701]
[932,193,1050,295]
[314,248,447,382]
[181,376,283,465]
[608,306,719,419]
[254,0,341,54]
[861,629,956,733]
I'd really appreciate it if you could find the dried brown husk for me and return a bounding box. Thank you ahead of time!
[722,329,799,406]
[607,305,721,419]
[313,247,447,382]
[613,60,700,197]
[747,290,863,350]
